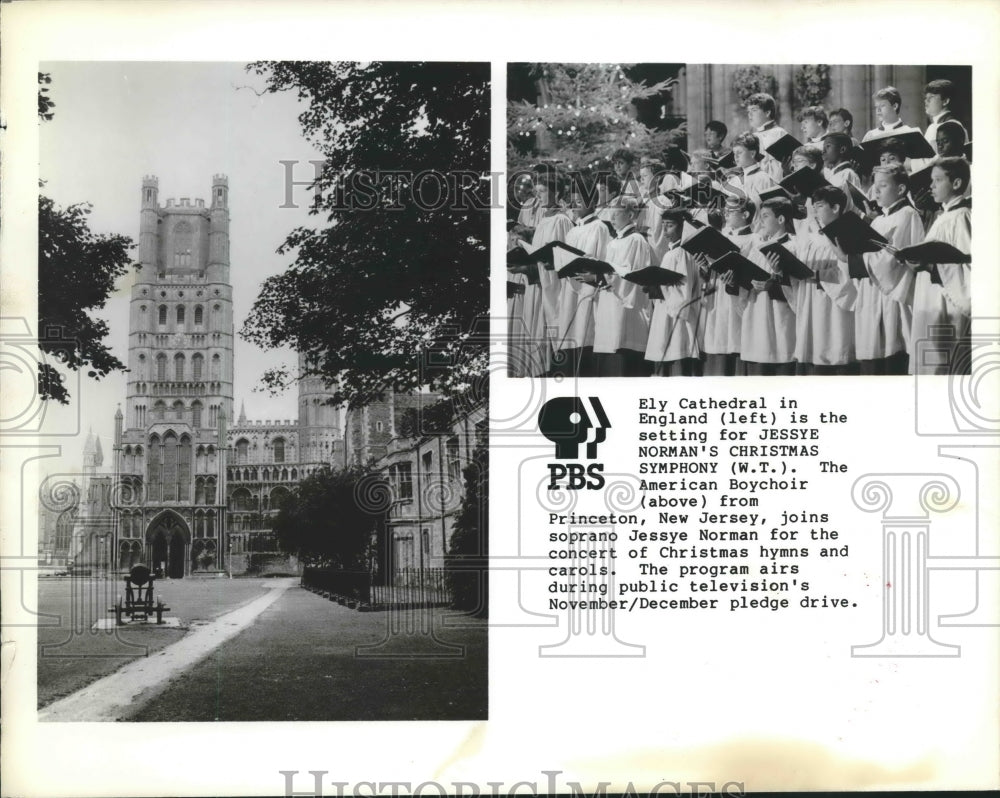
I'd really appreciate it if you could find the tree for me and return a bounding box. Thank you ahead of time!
[445,441,487,615]
[507,63,682,172]
[37,72,136,403]
[241,62,490,409]
[271,464,382,569]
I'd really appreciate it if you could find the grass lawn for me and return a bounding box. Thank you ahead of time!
[129,586,488,721]
[37,576,273,708]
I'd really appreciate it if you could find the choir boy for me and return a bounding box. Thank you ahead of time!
[904,156,971,375]
[645,208,702,376]
[746,93,789,183]
[822,132,863,213]
[726,133,776,228]
[789,186,858,375]
[800,106,828,145]
[591,198,654,376]
[553,175,611,377]
[911,79,961,171]
[856,165,924,374]
[828,108,860,147]
[861,87,915,142]
[530,177,574,376]
[741,198,798,375]
[705,120,730,161]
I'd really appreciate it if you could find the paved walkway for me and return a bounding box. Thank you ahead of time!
[38,579,295,722]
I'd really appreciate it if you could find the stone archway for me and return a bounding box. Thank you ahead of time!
[146,510,191,578]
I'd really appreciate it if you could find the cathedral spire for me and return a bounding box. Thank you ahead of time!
[238,400,246,424]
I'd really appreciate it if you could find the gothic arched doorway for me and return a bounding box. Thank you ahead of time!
[146,511,190,578]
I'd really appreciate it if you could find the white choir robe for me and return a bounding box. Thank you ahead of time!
[858,201,924,359]
[593,228,654,355]
[698,227,753,358]
[553,217,610,352]
[641,191,671,263]
[531,211,574,345]
[753,123,790,184]
[517,197,545,230]
[825,163,863,214]
[861,122,917,143]
[645,241,702,363]
[910,197,972,374]
[787,232,858,366]
[741,233,798,364]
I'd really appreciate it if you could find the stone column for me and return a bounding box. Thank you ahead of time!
[851,473,961,657]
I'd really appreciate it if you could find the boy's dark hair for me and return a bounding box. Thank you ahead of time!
[732,132,761,155]
[761,197,796,233]
[706,208,725,231]
[925,79,955,104]
[825,132,853,153]
[878,137,908,162]
[811,185,848,213]
[725,196,756,222]
[829,107,854,132]
[872,164,910,191]
[801,106,829,128]
[746,92,777,119]
[663,146,689,173]
[873,86,902,112]
[705,119,728,140]
[610,148,636,164]
[937,119,968,145]
[934,156,971,192]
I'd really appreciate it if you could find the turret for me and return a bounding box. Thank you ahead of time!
[139,176,159,279]
[207,174,229,282]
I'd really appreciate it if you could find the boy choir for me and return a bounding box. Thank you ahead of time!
[508,79,972,377]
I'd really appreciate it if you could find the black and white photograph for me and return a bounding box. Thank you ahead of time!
[2,2,998,798]
[507,63,972,378]
[32,60,489,722]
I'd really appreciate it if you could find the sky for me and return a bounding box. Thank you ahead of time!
[38,61,329,476]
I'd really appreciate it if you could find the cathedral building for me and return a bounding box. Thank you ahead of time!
[95,175,343,577]
[52,175,483,582]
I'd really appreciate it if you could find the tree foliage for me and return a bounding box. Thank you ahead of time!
[38,196,135,403]
[241,62,490,409]
[37,72,136,403]
[507,63,682,172]
[446,441,488,615]
[271,464,382,569]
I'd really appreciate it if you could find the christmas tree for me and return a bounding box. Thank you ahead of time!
[507,63,684,173]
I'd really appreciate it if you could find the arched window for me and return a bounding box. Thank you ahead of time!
[235,439,249,464]
[153,400,166,421]
[205,477,216,505]
[176,305,185,325]
[191,353,203,381]
[158,305,167,326]
[156,353,167,381]
[195,477,206,505]
[194,305,204,325]
[206,511,216,538]
[191,400,203,429]
[211,354,221,381]
[173,400,184,421]
[174,353,185,381]
[273,438,285,463]
[178,435,192,501]
[232,488,252,512]
[136,354,146,380]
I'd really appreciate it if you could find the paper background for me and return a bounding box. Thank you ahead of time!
[2,1,998,795]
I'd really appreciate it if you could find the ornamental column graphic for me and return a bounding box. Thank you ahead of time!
[851,473,961,657]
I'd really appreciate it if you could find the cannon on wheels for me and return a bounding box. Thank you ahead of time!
[109,565,171,626]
